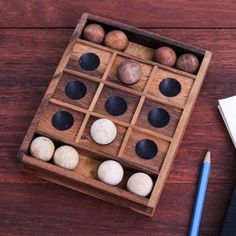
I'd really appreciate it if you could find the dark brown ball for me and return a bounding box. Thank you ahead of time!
[176,53,200,73]
[118,59,141,85]
[153,46,177,67]
[104,30,128,51]
[83,24,105,44]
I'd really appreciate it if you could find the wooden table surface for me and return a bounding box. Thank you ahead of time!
[1,1,236,235]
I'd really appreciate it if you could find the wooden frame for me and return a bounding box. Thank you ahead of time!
[17,13,212,216]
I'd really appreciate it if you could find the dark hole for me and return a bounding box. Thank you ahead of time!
[65,80,87,100]
[51,111,74,131]
[79,53,100,71]
[148,108,170,128]
[159,78,181,97]
[135,139,158,160]
[105,96,128,116]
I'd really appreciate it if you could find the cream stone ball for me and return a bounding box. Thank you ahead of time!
[97,160,124,185]
[53,145,79,170]
[30,136,55,162]
[90,118,117,145]
[127,172,153,197]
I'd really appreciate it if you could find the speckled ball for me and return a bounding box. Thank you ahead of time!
[118,59,142,85]
[176,53,200,74]
[104,30,128,51]
[83,24,105,44]
[153,46,177,67]
[30,136,55,162]
[127,172,153,197]
[97,160,124,185]
[53,145,79,170]
[90,118,117,145]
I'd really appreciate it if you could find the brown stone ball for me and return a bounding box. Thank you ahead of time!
[153,46,177,67]
[118,59,141,85]
[104,30,128,51]
[176,53,200,74]
[83,24,105,44]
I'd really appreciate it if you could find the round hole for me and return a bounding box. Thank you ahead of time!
[65,80,87,100]
[159,78,181,97]
[105,96,128,116]
[135,139,158,160]
[52,111,74,131]
[148,108,170,128]
[79,53,100,71]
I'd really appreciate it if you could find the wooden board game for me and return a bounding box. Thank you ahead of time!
[17,13,212,216]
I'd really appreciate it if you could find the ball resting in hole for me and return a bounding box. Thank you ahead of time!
[118,59,142,85]
[90,118,117,145]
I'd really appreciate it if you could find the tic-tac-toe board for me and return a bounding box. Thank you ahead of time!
[17,13,212,216]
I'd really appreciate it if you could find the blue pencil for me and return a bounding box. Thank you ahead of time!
[189,151,211,236]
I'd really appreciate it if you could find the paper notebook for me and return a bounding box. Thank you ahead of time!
[218,96,236,148]
[218,96,236,235]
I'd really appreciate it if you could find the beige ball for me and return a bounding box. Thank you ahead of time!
[127,172,153,197]
[118,59,142,85]
[30,136,55,162]
[90,118,117,145]
[97,160,124,185]
[53,145,79,170]
[104,30,128,51]
[83,24,105,44]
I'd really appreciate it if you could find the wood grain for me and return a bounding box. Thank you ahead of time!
[1,29,235,184]
[108,55,153,92]
[123,129,170,173]
[79,115,127,157]
[67,42,112,78]
[0,1,235,28]
[0,183,233,235]
[15,14,211,216]
[52,72,99,109]
[147,68,194,106]
[94,85,140,123]
[135,99,182,137]
[37,103,85,142]
[1,27,236,234]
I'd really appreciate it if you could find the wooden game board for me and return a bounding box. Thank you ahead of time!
[17,13,212,216]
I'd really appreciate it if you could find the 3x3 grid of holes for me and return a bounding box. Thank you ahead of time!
[37,40,195,174]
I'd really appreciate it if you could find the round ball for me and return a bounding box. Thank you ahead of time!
[153,46,177,67]
[83,24,105,44]
[176,53,199,73]
[30,136,55,162]
[97,160,124,185]
[127,172,153,197]
[90,118,117,145]
[104,30,128,51]
[53,145,79,170]
[118,59,141,85]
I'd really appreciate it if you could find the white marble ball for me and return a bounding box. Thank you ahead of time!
[30,136,55,162]
[97,160,124,185]
[127,172,153,197]
[53,145,79,170]
[90,118,117,145]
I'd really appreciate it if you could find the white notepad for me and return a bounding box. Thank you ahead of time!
[218,96,236,148]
